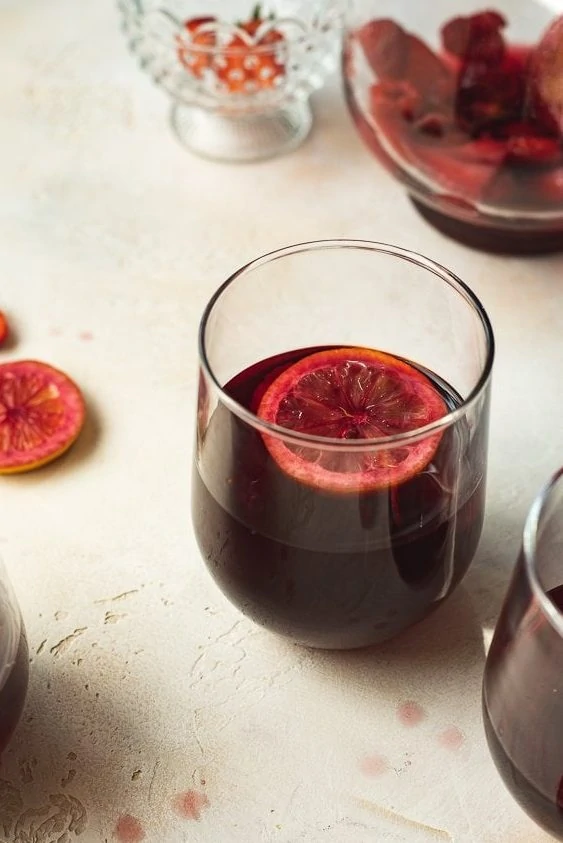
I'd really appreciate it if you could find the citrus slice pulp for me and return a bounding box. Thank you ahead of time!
[257,347,448,493]
[0,312,9,347]
[0,360,85,474]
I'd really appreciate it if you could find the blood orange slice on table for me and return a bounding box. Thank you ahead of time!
[0,312,9,347]
[0,360,85,474]
[257,347,448,493]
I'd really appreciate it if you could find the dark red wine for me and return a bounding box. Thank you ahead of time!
[483,582,563,839]
[193,347,487,649]
[0,626,29,753]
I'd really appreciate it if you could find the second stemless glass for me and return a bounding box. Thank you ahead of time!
[483,469,563,840]
[0,560,29,754]
[192,241,494,649]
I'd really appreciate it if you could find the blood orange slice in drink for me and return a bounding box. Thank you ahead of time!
[257,348,448,493]
[0,360,85,473]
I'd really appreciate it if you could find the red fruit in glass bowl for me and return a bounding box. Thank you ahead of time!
[485,163,563,212]
[367,89,495,202]
[454,52,527,134]
[358,19,454,112]
[357,19,409,80]
[347,10,563,251]
[441,11,507,65]
[371,79,421,122]
[410,144,498,204]
[217,5,285,94]
[505,132,562,166]
[527,16,563,136]
[177,16,216,79]
[453,137,507,166]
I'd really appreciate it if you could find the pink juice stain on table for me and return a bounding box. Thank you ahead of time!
[397,700,426,727]
[360,753,390,777]
[438,725,466,751]
[172,789,210,821]
[114,814,145,842]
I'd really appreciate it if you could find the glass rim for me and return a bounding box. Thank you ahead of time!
[174,38,319,57]
[168,11,334,55]
[198,239,495,451]
[522,467,563,635]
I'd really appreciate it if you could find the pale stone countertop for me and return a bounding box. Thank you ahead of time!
[0,1,562,841]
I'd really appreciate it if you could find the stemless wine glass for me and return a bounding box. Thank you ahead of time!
[192,240,494,649]
[0,560,28,753]
[483,468,563,840]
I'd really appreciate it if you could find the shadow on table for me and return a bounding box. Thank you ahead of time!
[463,516,521,633]
[306,585,485,702]
[303,513,520,715]
[0,652,168,841]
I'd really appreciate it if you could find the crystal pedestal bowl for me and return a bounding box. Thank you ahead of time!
[118,0,346,161]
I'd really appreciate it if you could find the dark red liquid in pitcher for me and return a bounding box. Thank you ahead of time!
[484,583,563,839]
[193,347,487,649]
[344,11,563,253]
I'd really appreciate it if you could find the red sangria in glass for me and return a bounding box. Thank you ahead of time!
[344,1,563,253]
[483,468,563,840]
[192,241,494,649]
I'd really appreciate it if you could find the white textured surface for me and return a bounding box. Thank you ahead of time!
[0,1,562,841]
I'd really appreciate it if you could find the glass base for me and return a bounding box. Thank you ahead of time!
[411,197,563,255]
[170,100,313,163]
